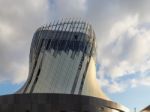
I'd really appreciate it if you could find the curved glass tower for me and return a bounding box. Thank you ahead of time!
[19,20,107,99]
[0,20,129,112]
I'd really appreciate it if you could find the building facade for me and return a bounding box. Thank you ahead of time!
[19,20,107,99]
[0,20,129,112]
[141,105,150,112]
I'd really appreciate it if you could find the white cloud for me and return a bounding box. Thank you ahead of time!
[0,61,28,84]
[50,0,87,18]
[107,82,126,93]
[109,15,139,44]
[0,0,88,85]
[0,0,50,84]
[58,0,87,12]
[10,62,28,84]
[96,14,150,93]
[0,21,16,43]
[131,76,150,88]
[1,0,150,94]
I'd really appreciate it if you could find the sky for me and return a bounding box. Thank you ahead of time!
[0,0,150,111]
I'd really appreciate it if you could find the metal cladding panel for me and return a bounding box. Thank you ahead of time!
[0,94,129,112]
[19,20,98,95]
[15,19,129,111]
[81,57,108,99]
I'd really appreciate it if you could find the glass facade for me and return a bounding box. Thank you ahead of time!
[18,21,107,99]
[13,20,129,112]
[20,20,107,99]
[17,20,104,99]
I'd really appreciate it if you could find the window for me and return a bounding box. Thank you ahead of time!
[74,35,78,39]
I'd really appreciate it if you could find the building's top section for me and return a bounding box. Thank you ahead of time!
[30,19,96,63]
[36,19,95,37]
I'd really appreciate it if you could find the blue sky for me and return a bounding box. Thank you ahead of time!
[0,0,150,111]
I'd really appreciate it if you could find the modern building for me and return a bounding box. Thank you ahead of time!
[0,20,129,112]
[141,105,150,112]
